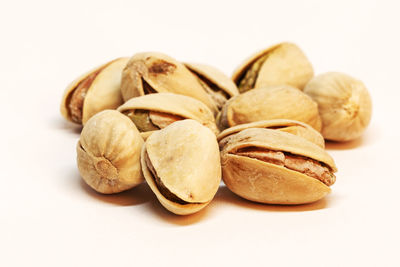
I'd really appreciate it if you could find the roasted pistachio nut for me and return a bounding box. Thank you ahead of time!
[77,110,144,194]
[118,93,219,139]
[217,85,322,131]
[232,43,314,93]
[141,119,221,215]
[60,57,129,125]
[221,128,337,204]
[121,52,218,114]
[217,119,325,149]
[184,62,239,110]
[304,72,372,141]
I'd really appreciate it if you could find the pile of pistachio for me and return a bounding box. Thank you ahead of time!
[61,43,372,215]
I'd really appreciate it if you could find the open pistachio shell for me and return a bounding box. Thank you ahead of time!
[121,52,218,114]
[141,119,221,215]
[232,43,314,93]
[60,57,129,125]
[77,110,144,194]
[304,72,372,141]
[118,93,219,139]
[217,85,322,131]
[184,62,239,110]
[217,119,325,148]
[221,128,337,204]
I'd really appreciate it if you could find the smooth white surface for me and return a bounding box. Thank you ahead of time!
[1,0,399,266]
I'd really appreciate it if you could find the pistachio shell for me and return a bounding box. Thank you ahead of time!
[217,85,322,131]
[222,155,331,204]
[217,119,325,148]
[232,43,314,93]
[77,110,144,194]
[141,119,221,215]
[117,93,219,136]
[221,128,337,204]
[60,57,129,125]
[184,63,239,109]
[121,52,218,114]
[304,72,372,141]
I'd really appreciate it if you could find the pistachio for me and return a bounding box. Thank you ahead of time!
[121,52,218,114]
[184,63,239,110]
[217,119,325,149]
[77,110,144,194]
[232,43,314,93]
[217,85,322,131]
[118,93,219,139]
[304,72,372,141]
[141,120,221,215]
[60,57,129,125]
[122,110,160,132]
[221,128,337,204]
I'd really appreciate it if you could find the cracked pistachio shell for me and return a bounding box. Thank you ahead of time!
[217,85,322,131]
[117,93,219,139]
[232,42,314,93]
[304,72,372,141]
[77,110,144,194]
[184,62,239,109]
[60,57,130,125]
[221,128,337,204]
[121,52,218,114]
[217,119,325,149]
[141,119,221,215]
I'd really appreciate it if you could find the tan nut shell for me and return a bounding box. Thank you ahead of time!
[232,42,314,91]
[117,93,219,138]
[60,57,130,124]
[221,128,337,204]
[217,86,322,131]
[304,72,372,141]
[77,110,144,194]
[217,119,325,148]
[141,119,221,215]
[121,52,218,114]
[184,62,239,97]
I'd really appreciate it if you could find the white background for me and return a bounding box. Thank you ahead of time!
[1,0,399,266]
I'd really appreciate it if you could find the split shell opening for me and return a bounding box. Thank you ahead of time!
[220,128,337,205]
[141,119,221,215]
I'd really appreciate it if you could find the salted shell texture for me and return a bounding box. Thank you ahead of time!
[232,42,314,93]
[61,57,129,125]
[304,72,372,141]
[121,52,218,114]
[217,119,325,148]
[141,119,221,215]
[77,110,144,194]
[184,62,239,110]
[221,128,337,204]
[117,93,219,139]
[217,85,322,131]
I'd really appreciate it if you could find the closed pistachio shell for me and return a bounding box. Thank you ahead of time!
[117,93,219,139]
[77,110,144,194]
[221,128,337,204]
[304,72,372,141]
[141,119,221,215]
[217,119,325,148]
[232,43,314,93]
[60,57,129,125]
[121,52,218,114]
[217,85,322,131]
[184,62,239,110]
